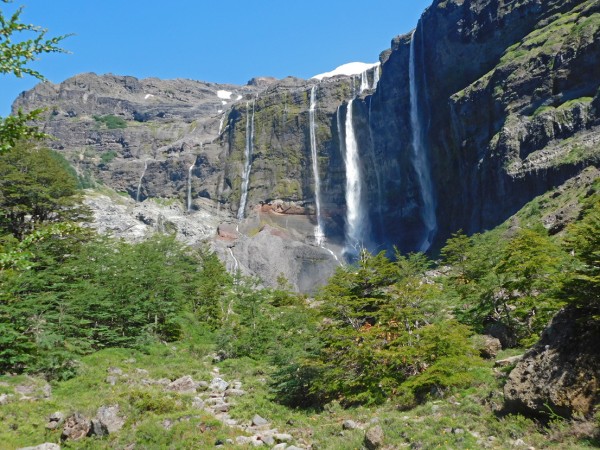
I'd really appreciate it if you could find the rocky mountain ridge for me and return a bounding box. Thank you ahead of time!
[12,0,600,290]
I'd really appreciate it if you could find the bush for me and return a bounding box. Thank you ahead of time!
[94,114,127,129]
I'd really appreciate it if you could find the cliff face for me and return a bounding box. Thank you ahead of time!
[12,0,600,284]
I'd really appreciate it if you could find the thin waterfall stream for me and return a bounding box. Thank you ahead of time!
[237,100,255,220]
[309,86,325,245]
[136,159,148,203]
[409,29,437,252]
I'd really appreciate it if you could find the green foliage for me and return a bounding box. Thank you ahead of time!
[0,143,82,238]
[0,109,47,152]
[100,149,118,164]
[0,1,71,152]
[271,250,482,408]
[94,114,128,129]
[561,194,600,309]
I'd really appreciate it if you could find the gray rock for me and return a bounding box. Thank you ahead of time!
[166,375,197,394]
[224,388,246,397]
[192,397,205,409]
[274,433,293,443]
[364,425,384,450]
[209,377,229,392]
[17,444,60,450]
[494,355,524,368]
[251,414,269,426]
[260,434,275,445]
[342,419,358,430]
[504,306,600,418]
[477,335,503,359]
[46,411,64,430]
[0,393,10,405]
[105,376,118,386]
[272,444,287,450]
[93,405,125,435]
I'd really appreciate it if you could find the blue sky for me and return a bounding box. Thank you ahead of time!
[1,0,432,115]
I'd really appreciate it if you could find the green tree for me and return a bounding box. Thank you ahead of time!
[0,143,81,238]
[562,194,600,310]
[0,0,70,151]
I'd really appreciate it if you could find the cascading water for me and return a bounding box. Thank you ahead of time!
[237,100,255,220]
[136,159,148,203]
[218,113,226,135]
[309,86,325,245]
[187,155,197,212]
[372,63,380,90]
[409,29,437,252]
[343,99,368,257]
[360,71,369,93]
[227,247,239,274]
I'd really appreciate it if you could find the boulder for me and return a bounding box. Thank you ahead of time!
[494,355,524,368]
[209,377,229,392]
[477,335,502,359]
[61,413,91,441]
[251,414,269,426]
[504,307,600,418]
[166,375,197,394]
[17,444,60,450]
[45,411,64,430]
[342,419,358,430]
[90,405,125,436]
[364,425,384,449]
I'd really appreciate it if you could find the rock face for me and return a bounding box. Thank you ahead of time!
[504,307,600,418]
[12,0,600,286]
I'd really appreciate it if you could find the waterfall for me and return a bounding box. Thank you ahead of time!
[309,86,325,245]
[343,99,368,257]
[372,63,380,90]
[237,100,255,220]
[218,113,226,135]
[227,247,239,273]
[187,156,197,212]
[360,71,369,93]
[409,30,437,252]
[136,159,148,203]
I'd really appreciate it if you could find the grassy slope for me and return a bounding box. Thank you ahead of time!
[2,168,598,449]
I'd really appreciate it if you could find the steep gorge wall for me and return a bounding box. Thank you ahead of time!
[12,0,600,266]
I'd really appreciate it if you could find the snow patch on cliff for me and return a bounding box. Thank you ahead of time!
[312,62,379,81]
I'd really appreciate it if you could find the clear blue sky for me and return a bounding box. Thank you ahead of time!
[1,0,432,115]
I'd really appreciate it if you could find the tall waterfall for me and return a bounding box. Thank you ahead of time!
[237,101,255,220]
[372,63,380,90]
[187,155,197,212]
[309,86,325,245]
[409,30,437,252]
[136,159,148,203]
[343,99,368,256]
[360,71,369,93]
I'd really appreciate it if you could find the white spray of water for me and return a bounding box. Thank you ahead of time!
[372,63,381,90]
[309,86,325,245]
[187,155,197,212]
[136,159,148,203]
[218,113,226,135]
[343,99,367,255]
[227,247,239,274]
[409,30,437,252]
[360,71,369,93]
[237,101,255,220]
